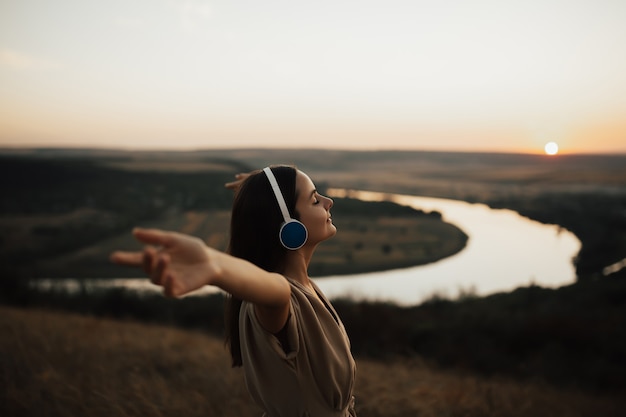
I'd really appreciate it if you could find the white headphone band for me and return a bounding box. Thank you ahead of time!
[263,167,292,223]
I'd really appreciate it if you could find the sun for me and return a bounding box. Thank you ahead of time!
[544,142,559,155]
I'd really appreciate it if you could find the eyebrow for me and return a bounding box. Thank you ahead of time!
[309,189,317,199]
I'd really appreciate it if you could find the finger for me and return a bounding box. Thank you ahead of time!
[225,172,253,189]
[225,176,244,189]
[224,180,239,189]
[133,228,175,247]
[142,247,157,276]
[163,274,174,297]
[163,273,181,298]
[151,253,170,285]
[109,251,143,267]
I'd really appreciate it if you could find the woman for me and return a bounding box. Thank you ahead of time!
[111,165,357,417]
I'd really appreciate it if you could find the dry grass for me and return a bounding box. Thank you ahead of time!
[1,306,254,417]
[2,306,623,417]
[355,360,624,417]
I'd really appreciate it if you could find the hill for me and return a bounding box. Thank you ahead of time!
[2,306,623,417]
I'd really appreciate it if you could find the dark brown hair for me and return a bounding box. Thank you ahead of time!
[224,165,298,367]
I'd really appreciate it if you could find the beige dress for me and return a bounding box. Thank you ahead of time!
[239,278,357,417]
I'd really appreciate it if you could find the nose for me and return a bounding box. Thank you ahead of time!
[324,195,333,210]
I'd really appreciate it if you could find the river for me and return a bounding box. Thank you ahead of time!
[316,189,581,305]
[35,189,582,306]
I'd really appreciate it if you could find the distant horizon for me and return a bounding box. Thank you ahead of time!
[2,143,625,157]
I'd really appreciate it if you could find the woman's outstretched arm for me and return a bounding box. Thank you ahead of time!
[110,227,290,332]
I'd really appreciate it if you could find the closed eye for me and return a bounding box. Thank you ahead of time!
[311,189,320,204]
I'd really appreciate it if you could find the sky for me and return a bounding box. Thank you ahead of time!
[1,0,625,154]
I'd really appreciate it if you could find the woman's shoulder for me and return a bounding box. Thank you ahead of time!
[284,277,323,304]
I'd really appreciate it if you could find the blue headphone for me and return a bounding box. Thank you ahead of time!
[263,167,308,250]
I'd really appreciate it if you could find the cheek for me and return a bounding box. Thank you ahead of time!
[301,208,326,228]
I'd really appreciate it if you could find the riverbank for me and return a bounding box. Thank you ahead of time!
[2,305,623,417]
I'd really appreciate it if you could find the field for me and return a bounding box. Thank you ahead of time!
[2,306,624,417]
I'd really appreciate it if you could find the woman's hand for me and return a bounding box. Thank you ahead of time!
[110,228,219,298]
[224,172,253,191]
[110,225,290,327]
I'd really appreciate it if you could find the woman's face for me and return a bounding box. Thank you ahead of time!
[294,170,336,245]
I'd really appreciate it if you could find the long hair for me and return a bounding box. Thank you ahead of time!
[224,165,298,367]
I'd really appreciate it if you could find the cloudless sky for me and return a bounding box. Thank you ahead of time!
[1,0,625,154]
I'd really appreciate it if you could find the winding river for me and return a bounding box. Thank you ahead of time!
[36,190,582,306]
[316,189,581,305]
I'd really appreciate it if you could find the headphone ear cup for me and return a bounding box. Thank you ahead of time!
[279,220,308,250]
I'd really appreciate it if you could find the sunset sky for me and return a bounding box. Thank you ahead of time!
[1,0,625,154]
